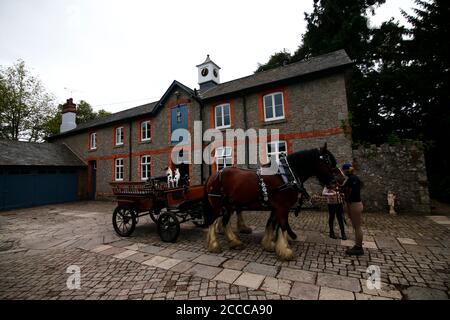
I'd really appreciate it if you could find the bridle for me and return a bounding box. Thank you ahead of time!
[318,151,338,185]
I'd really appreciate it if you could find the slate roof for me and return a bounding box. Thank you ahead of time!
[200,49,352,100]
[48,50,351,139]
[0,140,86,167]
[48,80,199,140]
[48,100,159,140]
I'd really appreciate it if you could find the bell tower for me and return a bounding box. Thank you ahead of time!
[196,55,220,92]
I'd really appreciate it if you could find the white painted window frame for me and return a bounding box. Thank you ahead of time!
[141,121,151,141]
[90,132,97,150]
[215,146,232,170]
[115,127,124,146]
[266,140,287,163]
[115,158,124,181]
[263,92,285,122]
[141,155,151,181]
[215,103,231,129]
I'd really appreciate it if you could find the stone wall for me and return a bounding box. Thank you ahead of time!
[352,142,430,214]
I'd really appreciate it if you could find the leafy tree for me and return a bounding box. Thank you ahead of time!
[0,60,56,141]
[293,0,385,65]
[42,100,111,137]
[256,49,292,72]
[403,0,450,201]
[256,0,450,201]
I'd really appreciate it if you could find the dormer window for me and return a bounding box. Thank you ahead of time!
[89,132,97,150]
[263,92,285,121]
[115,127,124,146]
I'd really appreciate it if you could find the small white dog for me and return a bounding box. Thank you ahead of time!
[166,167,173,188]
[174,168,180,187]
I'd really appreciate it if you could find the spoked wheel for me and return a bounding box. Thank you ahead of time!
[157,212,180,243]
[112,206,137,237]
[149,209,161,224]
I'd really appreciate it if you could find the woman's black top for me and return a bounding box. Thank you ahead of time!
[343,174,362,203]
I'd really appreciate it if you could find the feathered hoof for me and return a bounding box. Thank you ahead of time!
[276,248,295,261]
[215,221,225,234]
[208,241,222,253]
[261,239,276,252]
[229,239,244,250]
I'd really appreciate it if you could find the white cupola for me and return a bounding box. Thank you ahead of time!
[196,54,220,91]
[60,98,77,133]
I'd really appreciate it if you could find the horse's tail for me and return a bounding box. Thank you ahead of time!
[203,171,224,226]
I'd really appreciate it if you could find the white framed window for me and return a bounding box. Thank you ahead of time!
[115,127,124,145]
[263,92,285,121]
[215,146,232,171]
[115,158,124,181]
[90,132,97,150]
[267,141,287,164]
[141,155,151,181]
[215,104,231,129]
[141,121,151,141]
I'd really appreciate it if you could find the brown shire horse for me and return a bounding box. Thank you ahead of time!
[204,143,341,261]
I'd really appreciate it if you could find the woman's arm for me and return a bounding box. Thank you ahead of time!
[322,188,336,196]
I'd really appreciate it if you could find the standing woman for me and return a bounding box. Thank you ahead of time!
[322,183,347,240]
[341,163,364,256]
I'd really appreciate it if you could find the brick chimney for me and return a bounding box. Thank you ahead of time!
[60,98,77,133]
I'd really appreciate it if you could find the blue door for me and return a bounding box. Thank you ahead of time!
[0,167,79,211]
[170,104,188,145]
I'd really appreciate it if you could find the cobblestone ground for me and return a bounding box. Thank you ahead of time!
[0,201,449,300]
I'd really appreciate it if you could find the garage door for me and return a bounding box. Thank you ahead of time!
[0,167,78,211]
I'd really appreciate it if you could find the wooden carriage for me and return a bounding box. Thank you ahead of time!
[110,177,207,242]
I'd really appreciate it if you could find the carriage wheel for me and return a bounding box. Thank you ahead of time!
[149,209,161,224]
[157,212,180,243]
[112,206,137,237]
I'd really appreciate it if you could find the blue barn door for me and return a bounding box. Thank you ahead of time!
[0,167,79,211]
[170,104,188,145]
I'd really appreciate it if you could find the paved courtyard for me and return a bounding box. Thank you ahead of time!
[0,201,449,300]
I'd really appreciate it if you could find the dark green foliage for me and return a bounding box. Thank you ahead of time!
[42,100,111,137]
[256,0,449,201]
[256,49,292,73]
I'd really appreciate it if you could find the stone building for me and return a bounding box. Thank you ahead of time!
[48,50,354,200]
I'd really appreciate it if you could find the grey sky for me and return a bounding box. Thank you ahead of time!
[0,0,416,113]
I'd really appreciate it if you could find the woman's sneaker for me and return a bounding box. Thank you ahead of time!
[341,234,347,240]
[345,245,364,256]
